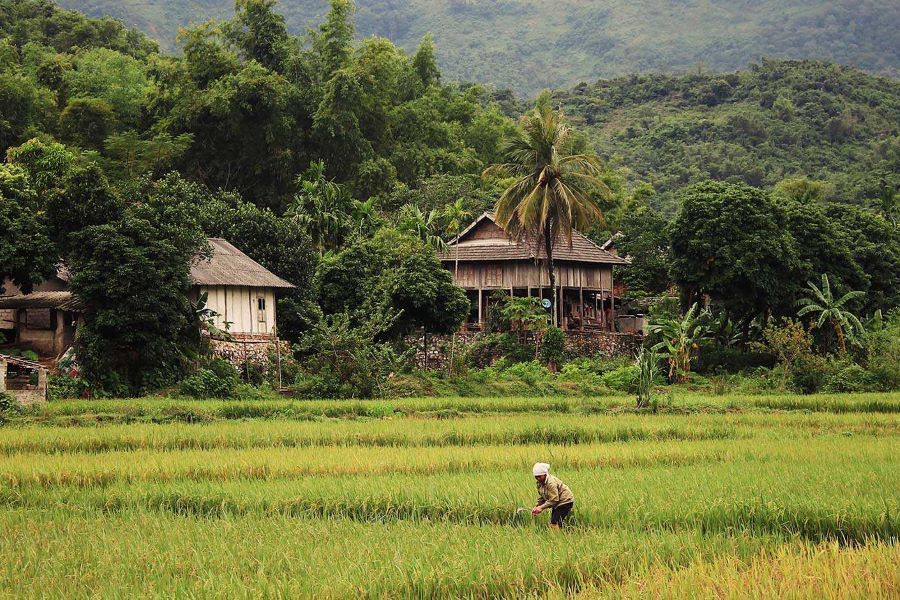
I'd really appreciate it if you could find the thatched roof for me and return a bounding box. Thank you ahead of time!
[190,238,295,289]
[0,291,82,311]
[441,213,629,265]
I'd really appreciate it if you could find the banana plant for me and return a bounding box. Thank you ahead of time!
[649,302,711,382]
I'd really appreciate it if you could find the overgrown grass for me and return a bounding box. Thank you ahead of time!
[0,395,896,596]
[9,392,900,428]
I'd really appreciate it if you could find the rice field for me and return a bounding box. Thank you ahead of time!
[1,393,898,598]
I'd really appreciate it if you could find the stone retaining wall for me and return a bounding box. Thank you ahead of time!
[408,331,641,370]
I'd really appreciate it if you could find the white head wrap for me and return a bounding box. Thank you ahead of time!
[532,462,550,477]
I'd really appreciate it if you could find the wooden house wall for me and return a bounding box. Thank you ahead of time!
[197,286,277,336]
[445,261,612,290]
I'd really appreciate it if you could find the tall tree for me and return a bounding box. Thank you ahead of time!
[315,0,355,76]
[224,0,290,73]
[412,33,439,88]
[670,181,801,329]
[0,164,56,294]
[483,101,609,325]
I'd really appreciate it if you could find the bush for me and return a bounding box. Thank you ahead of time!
[0,391,16,414]
[179,362,238,399]
[601,365,640,393]
[464,334,504,368]
[502,361,552,385]
[48,374,90,400]
[696,347,776,373]
[790,354,829,394]
[498,333,535,364]
[823,360,878,393]
[865,311,900,391]
[540,327,565,368]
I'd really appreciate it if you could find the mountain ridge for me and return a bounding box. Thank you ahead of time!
[59,0,900,94]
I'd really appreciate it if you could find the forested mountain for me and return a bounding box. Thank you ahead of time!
[59,0,900,94]
[555,60,900,210]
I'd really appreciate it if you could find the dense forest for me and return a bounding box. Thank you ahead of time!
[0,0,898,397]
[554,60,900,211]
[58,0,900,93]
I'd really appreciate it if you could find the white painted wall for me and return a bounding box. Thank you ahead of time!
[197,286,277,336]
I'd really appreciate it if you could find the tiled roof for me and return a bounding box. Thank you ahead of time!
[190,239,295,289]
[0,291,82,311]
[440,213,629,265]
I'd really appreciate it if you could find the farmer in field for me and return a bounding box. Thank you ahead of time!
[531,463,574,529]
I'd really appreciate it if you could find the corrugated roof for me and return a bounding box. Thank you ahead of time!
[190,238,295,289]
[441,213,629,265]
[0,291,82,311]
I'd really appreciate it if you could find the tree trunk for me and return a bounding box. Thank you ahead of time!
[544,220,557,327]
[832,319,846,353]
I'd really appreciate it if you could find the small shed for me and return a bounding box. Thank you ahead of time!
[189,238,295,339]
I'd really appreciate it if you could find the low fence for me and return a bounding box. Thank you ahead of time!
[409,330,641,370]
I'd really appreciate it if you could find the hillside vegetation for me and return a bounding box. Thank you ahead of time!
[555,60,900,208]
[59,0,900,93]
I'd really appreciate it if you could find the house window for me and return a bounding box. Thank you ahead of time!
[257,297,267,323]
[485,266,503,287]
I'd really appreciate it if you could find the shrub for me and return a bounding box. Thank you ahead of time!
[696,347,776,373]
[0,391,17,414]
[864,310,900,391]
[21,350,39,362]
[464,334,504,368]
[179,365,238,399]
[790,354,829,394]
[601,365,640,393]
[497,332,535,363]
[823,360,878,393]
[48,374,90,400]
[539,327,566,368]
[503,361,551,385]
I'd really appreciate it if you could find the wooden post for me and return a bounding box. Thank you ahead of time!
[559,287,565,331]
[477,288,483,329]
[0,357,6,394]
[610,267,616,331]
[579,286,584,331]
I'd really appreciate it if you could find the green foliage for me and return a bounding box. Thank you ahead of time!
[863,310,900,391]
[635,346,661,409]
[670,181,800,324]
[797,274,865,353]
[539,327,565,368]
[557,60,900,208]
[616,206,671,297]
[295,309,405,398]
[0,392,19,412]
[67,175,208,395]
[48,374,89,400]
[0,163,57,293]
[316,230,467,338]
[600,365,640,393]
[649,303,711,383]
[179,367,238,398]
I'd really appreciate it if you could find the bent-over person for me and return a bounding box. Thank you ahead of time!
[531,463,574,529]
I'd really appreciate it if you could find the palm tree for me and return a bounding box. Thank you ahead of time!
[797,273,865,353]
[483,101,610,326]
[288,160,350,256]
[442,198,471,279]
